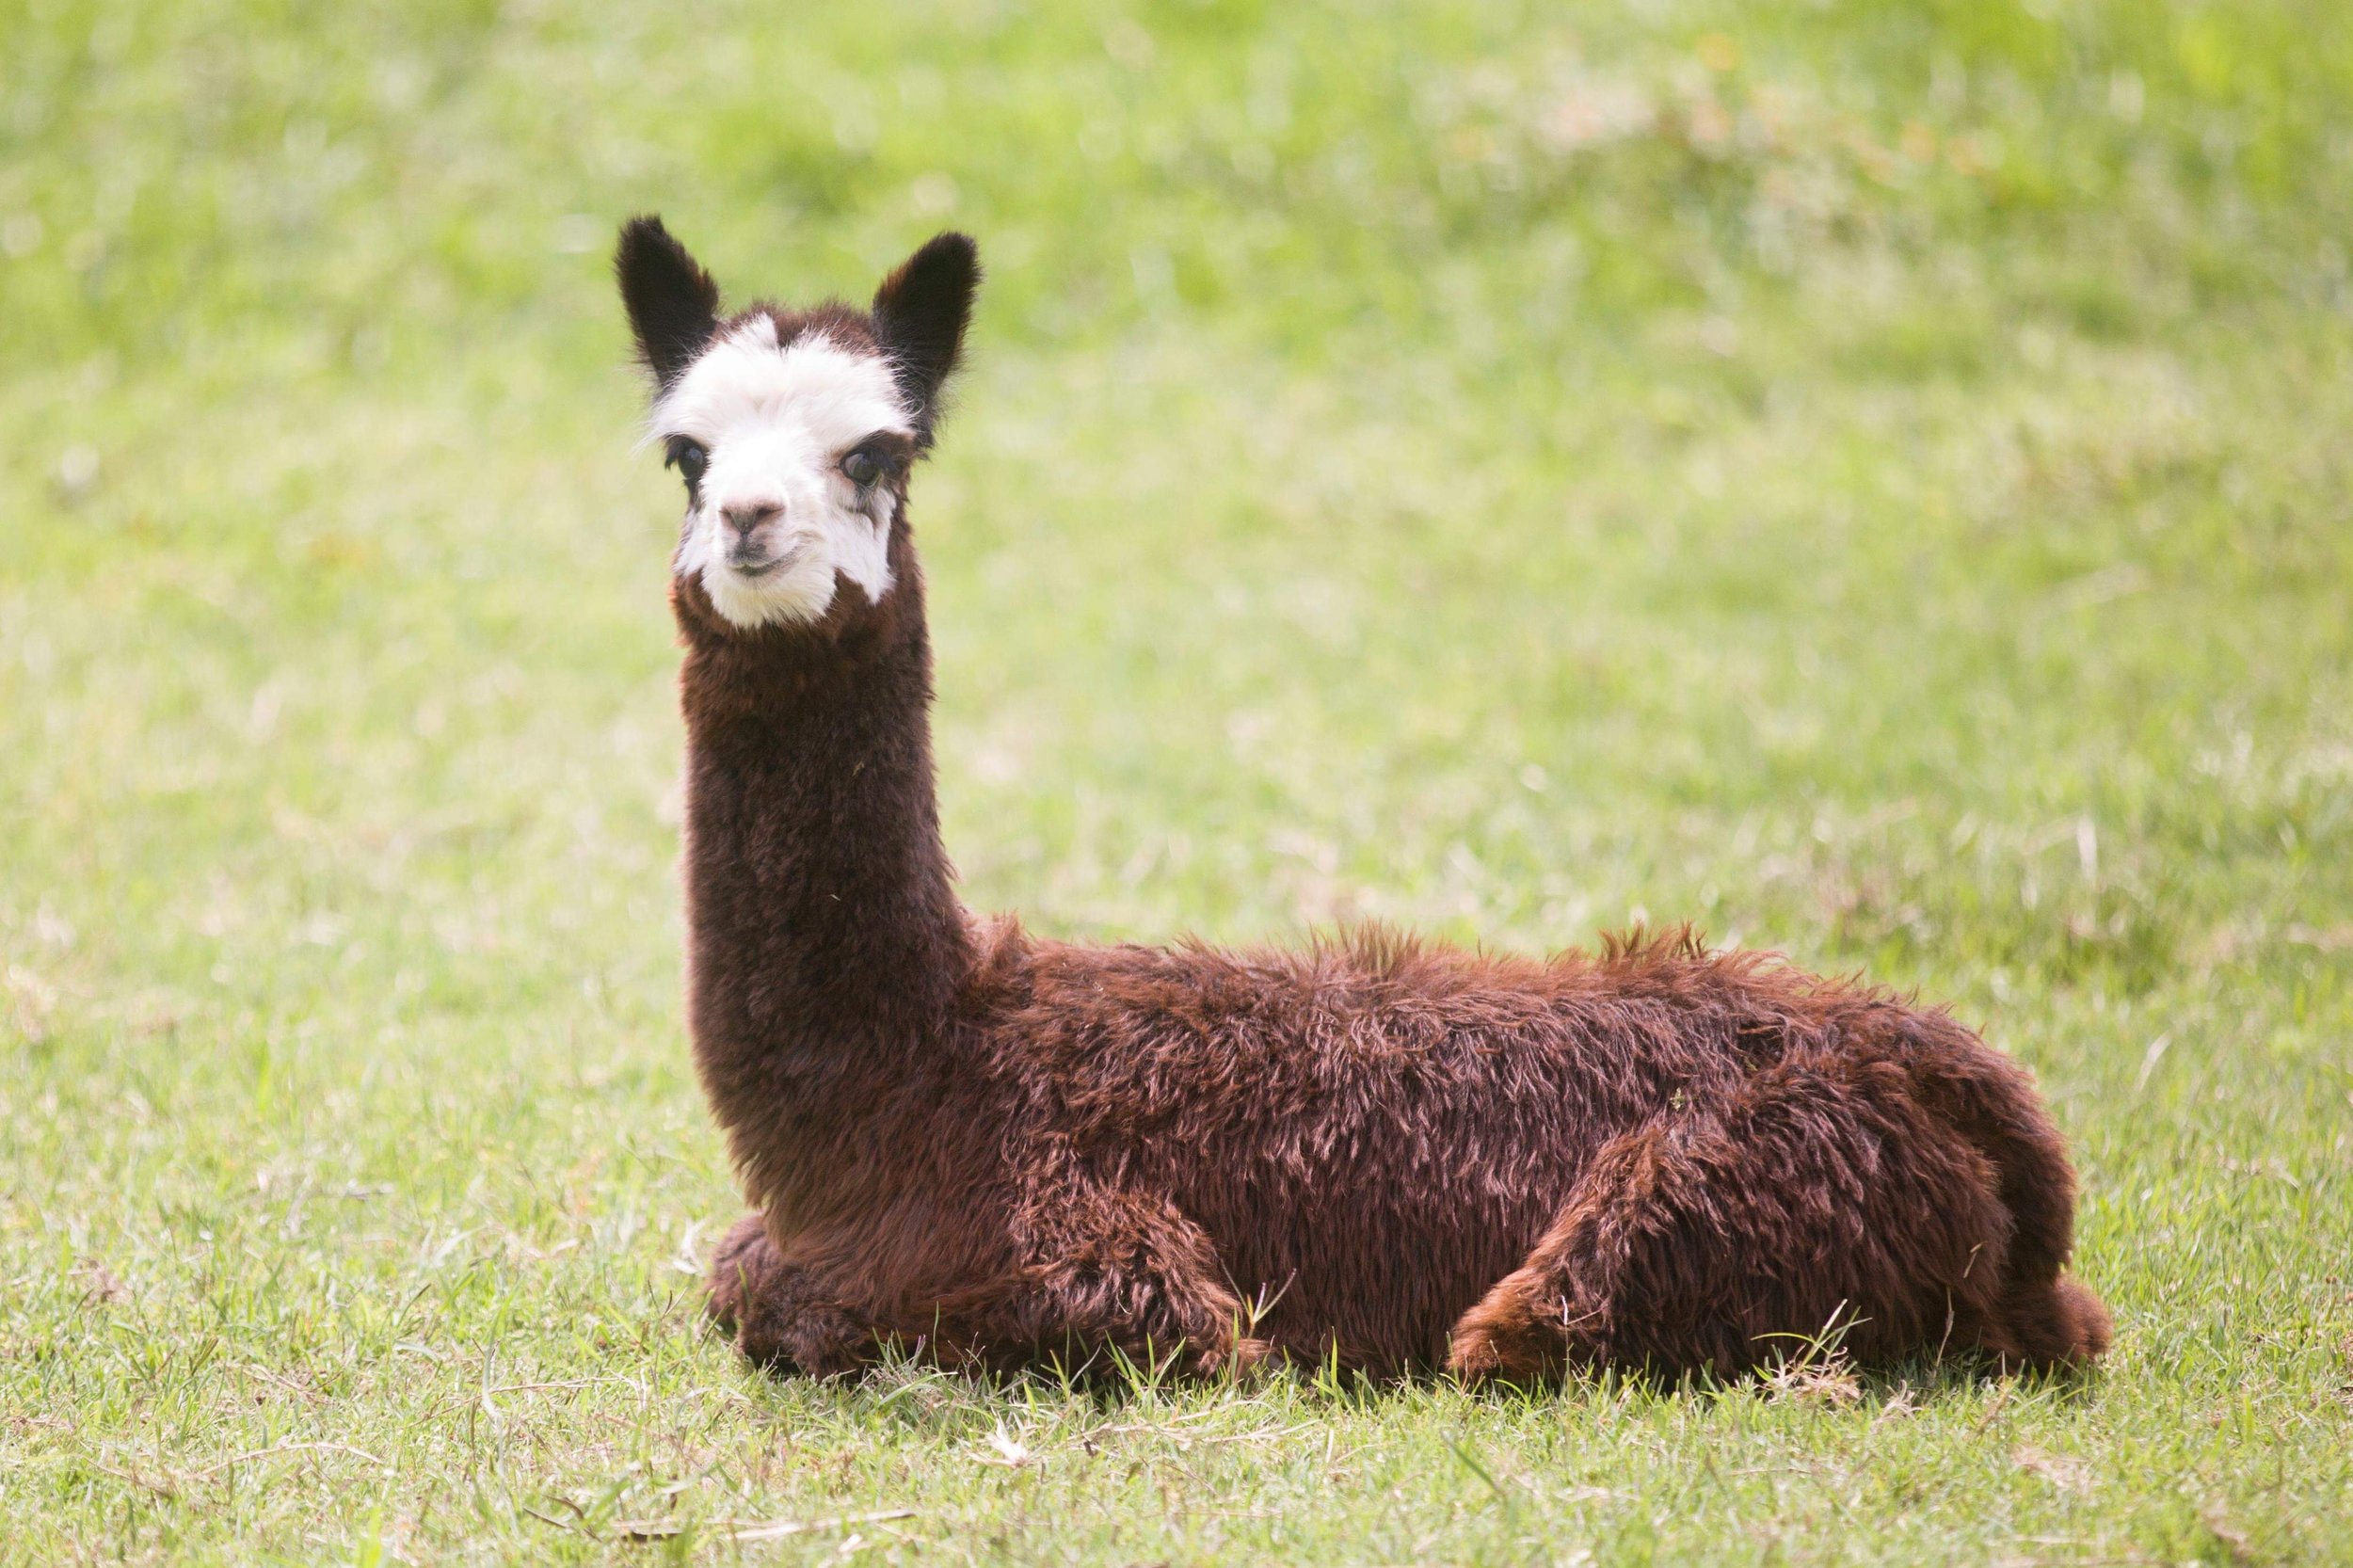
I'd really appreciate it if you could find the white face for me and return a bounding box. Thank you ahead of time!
[652,318,914,629]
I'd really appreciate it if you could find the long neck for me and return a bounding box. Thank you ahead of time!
[675,567,971,1201]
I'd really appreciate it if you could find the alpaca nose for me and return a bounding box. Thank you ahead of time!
[722,501,782,536]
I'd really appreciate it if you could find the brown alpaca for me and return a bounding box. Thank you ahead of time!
[616,217,2111,1384]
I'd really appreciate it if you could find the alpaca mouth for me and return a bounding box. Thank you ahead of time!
[728,542,809,579]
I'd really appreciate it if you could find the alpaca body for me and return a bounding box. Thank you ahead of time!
[619,218,2109,1383]
[953,928,2076,1376]
[674,573,2104,1381]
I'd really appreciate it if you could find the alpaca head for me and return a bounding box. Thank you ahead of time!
[616,217,980,631]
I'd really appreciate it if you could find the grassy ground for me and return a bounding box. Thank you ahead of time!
[6,0,2353,1561]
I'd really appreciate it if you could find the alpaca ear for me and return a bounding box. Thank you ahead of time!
[872,232,980,432]
[616,215,721,389]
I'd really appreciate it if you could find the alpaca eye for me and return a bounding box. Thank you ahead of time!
[841,449,881,488]
[665,439,708,488]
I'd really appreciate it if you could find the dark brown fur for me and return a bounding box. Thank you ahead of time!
[625,222,2110,1385]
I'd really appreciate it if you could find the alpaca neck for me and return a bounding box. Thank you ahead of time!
[674,569,970,1192]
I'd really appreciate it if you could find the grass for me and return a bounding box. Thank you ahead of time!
[5,0,2352,1560]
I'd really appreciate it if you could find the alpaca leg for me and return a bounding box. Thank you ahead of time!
[1449,1056,2012,1384]
[995,1188,1270,1376]
[705,1214,878,1376]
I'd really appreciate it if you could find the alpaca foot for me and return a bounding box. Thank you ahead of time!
[1189,1333,1274,1379]
[704,1214,771,1336]
[705,1214,877,1376]
[1447,1288,1586,1387]
[1987,1275,2114,1372]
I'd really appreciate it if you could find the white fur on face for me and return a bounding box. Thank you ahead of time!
[654,323,911,629]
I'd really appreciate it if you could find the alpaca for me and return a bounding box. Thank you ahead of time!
[616,216,2111,1384]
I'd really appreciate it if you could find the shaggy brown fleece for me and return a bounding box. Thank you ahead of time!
[620,218,2110,1384]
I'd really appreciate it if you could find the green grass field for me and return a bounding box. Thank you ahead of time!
[6,0,2352,1560]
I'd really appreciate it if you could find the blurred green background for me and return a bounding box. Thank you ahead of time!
[4,0,2350,1561]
